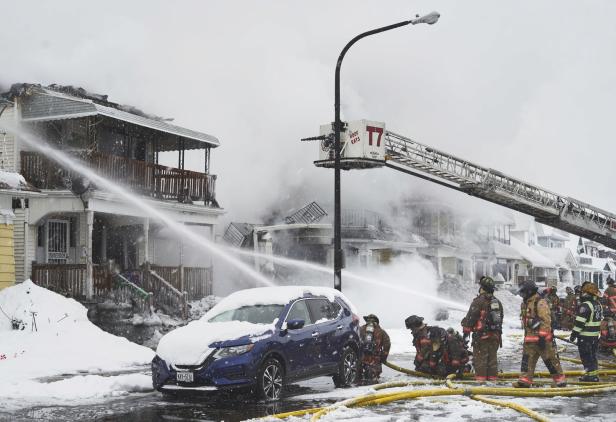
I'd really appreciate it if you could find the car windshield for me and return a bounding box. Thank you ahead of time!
[208,304,285,324]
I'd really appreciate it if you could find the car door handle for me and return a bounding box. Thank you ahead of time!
[311,332,319,337]
[336,325,343,330]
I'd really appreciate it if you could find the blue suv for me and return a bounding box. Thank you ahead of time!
[152,286,360,400]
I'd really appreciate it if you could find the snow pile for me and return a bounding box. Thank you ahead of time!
[156,320,273,365]
[0,169,27,190]
[189,294,220,319]
[0,280,154,382]
[0,374,152,411]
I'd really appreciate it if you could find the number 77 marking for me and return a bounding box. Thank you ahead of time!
[366,126,383,147]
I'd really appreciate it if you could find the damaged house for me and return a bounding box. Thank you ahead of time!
[223,201,426,279]
[0,84,223,316]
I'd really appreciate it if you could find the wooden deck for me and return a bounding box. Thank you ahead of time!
[31,263,213,318]
[21,151,217,206]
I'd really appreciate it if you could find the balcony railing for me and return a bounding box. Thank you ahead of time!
[21,151,217,206]
[31,263,214,318]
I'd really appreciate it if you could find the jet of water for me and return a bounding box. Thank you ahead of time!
[8,124,275,289]
[222,243,468,310]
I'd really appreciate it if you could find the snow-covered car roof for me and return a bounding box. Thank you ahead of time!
[203,285,357,320]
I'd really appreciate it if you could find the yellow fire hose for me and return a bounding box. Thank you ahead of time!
[444,375,549,422]
[261,377,616,421]
[260,336,616,421]
[469,395,550,422]
[306,383,616,421]
[385,359,616,379]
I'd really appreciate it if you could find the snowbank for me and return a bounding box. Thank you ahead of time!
[0,374,153,411]
[0,280,154,382]
[0,169,27,190]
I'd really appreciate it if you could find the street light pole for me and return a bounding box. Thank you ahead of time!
[333,12,440,291]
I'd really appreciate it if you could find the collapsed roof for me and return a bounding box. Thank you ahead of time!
[1,83,220,150]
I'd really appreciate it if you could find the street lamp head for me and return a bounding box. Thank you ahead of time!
[412,11,440,25]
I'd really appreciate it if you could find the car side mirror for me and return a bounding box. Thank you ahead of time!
[286,319,305,330]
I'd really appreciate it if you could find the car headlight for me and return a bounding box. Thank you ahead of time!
[213,344,255,360]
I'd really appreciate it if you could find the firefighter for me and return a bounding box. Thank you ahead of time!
[358,314,391,384]
[570,282,603,382]
[600,314,616,352]
[461,276,504,383]
[602,277,616,317]
[543,286,561,330]
[560,287,577,330]
[513,281,567,388]
[405,315,433,374]
[425,325,450,377]
[446,327,472,377]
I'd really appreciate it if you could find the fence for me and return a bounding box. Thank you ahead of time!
[31,262,212,318]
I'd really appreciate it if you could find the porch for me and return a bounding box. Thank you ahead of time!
[27,205,217,318]
[31,262,213,318]
[21,150,218,206]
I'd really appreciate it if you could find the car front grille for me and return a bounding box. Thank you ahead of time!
[173,354,216,372]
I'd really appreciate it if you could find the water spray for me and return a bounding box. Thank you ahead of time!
[5,123,275,289]
[223,243,468,311]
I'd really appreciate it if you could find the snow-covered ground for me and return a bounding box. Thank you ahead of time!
[0,281,155,411]
[258,286,612,422]
[1,281,614,421]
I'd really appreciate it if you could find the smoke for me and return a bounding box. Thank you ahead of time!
[2,0,615,231]
[342,255,447,328]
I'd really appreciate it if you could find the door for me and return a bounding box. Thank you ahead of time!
[47,220,69,264]
[283,299,317,379]
[306,298,342,372]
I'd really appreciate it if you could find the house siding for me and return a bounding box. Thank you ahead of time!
[0,105,18,172]
[0,214,15,289]
[14,208,25,282]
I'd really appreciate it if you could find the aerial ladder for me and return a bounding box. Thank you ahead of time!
[306,120,616,249]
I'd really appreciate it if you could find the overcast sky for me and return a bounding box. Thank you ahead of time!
[2,1,615,227]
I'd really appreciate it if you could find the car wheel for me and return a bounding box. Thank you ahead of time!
[256,358,284,401]
[333,345,358,388]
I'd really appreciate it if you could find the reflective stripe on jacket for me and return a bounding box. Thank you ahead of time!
[573,300,602,337]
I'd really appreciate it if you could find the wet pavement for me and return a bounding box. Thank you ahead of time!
[3,348,616,421]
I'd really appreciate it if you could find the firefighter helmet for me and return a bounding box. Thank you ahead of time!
[479,276,495,293]
[428,326,447,343]
[566,286,573,295]
[574,285,581,294]
[608,277,615,286]
[518,281,538,299]
[405,315,424,330]
[581,282,600,297]
[363,314,379,324]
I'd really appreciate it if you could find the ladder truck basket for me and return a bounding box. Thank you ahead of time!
[314,120,386,170]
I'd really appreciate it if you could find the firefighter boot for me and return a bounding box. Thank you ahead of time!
[512,378,532,388]
[579,374,600,382]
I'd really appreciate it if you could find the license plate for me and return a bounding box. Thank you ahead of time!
[176,372,194,383]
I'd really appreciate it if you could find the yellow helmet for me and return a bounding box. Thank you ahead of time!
[581,282,601,297]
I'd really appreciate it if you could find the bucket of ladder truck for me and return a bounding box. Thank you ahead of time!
[313,157,386,170]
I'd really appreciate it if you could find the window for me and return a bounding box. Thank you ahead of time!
[208,304,284,324]
[37,224,45,247]
[307,299,340,323]
[286,300,312,324]
[69,217,78,248]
